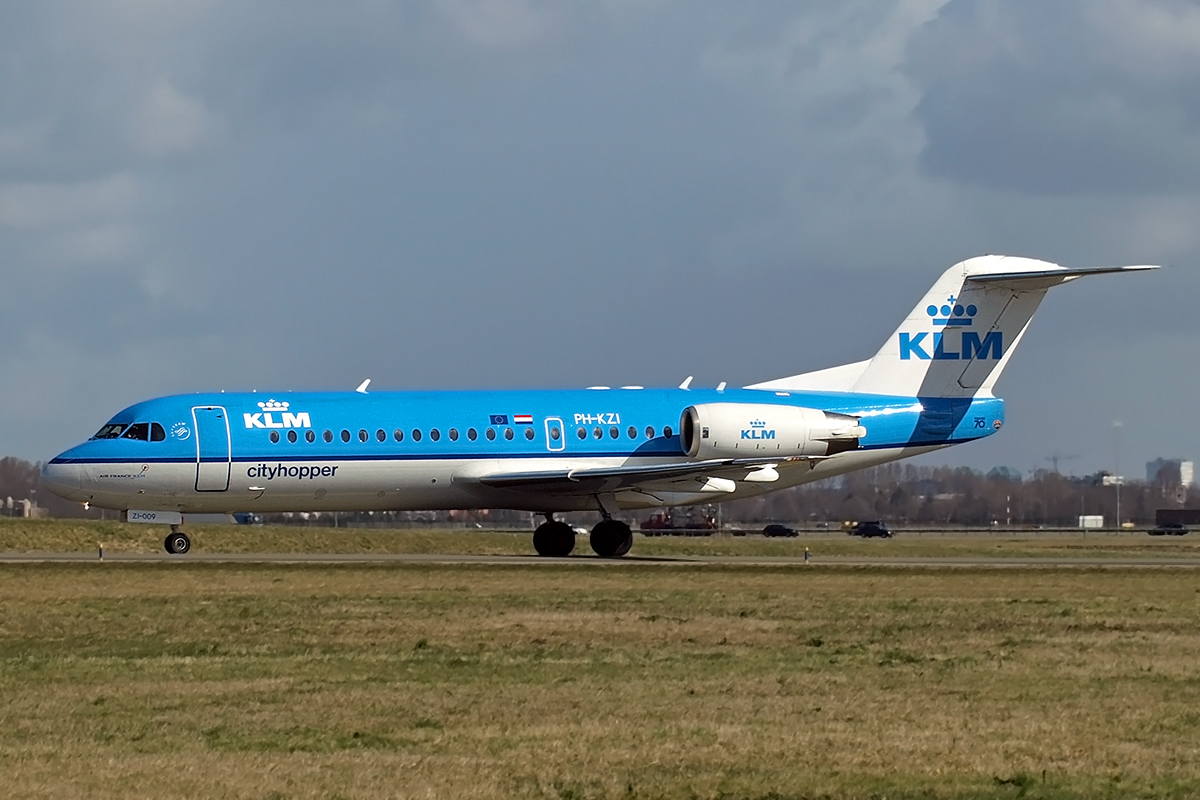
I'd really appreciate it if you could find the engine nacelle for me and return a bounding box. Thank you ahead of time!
[680,403,865,460]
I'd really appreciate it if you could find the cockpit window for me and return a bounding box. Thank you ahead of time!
[92,423,127,440]
[151,423,166,442]
[121,422,151,441]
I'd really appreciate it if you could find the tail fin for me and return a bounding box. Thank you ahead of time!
[847,255,1156,397]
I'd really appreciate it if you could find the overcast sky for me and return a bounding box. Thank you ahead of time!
[2,0,1195,480]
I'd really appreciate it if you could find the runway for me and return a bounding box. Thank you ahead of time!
[4,551,1200,568]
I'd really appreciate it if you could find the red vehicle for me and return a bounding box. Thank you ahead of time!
[640,511,717,536]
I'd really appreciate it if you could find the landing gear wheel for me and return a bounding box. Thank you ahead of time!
[164,531,191,555]
[533,521,575,557]
[590,519,633,558]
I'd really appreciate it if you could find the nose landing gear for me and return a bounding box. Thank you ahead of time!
[164,526,191,555]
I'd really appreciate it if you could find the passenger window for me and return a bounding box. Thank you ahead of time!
[394,429,404,442]
[467,428,477,441]
[524,427,535,440]
[430,429,441,442]
[121,423,150,441]
[306,430,316,443]
[376,429,386,442]
[645,426,655,439]
[593,427,602,440]
[449,428,459,441]
[412,429,422,442]
[287,430,297,443]
[151,423,166,442]
[550,426,561,441]
[358,429,368,443]
[270,431,280,443]
[341,430,351,443]
[609,426,619,439]
[486,428,496,441]
[664,426,673,438]
[577,427,586,440]
[627,426,637,439]
[504,428,514,441]
[324,430,333,443]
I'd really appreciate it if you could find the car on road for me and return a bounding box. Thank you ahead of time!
[1148,522,1189,536]
[762,524,798,538]
[849,521,892,538]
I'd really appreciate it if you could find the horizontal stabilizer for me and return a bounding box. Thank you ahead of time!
[967,264,1158,289]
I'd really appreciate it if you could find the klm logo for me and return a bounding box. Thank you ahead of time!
[741,419,776,440]
[899,297,1003,361]
[244,399,311,429]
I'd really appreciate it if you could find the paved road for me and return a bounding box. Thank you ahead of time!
[4,552,1200,568]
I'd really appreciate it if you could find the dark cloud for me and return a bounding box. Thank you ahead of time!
[906,0,1200,194]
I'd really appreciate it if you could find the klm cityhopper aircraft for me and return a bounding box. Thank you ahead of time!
[43,256,1154,557]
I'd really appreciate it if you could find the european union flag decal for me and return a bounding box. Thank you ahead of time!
[489,414,509,425]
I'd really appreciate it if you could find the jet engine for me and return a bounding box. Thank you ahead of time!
[680,403,865,460]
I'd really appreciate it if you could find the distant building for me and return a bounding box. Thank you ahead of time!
[987,466,1023,481]
[1147,458,1195,487]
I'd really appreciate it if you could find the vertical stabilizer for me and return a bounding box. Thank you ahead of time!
[847,255,1156,398]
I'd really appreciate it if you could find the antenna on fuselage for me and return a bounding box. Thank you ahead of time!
[356,379,371,394]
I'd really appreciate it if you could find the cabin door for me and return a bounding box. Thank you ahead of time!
[192,406,231,491]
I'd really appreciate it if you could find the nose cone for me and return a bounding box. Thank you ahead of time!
[41,453,84,501]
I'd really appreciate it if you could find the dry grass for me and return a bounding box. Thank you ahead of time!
[2,563,1200,798]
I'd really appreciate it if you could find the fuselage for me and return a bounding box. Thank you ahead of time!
[42,386,1003,515]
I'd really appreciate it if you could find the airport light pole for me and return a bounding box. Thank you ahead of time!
[1114,420,1123,529]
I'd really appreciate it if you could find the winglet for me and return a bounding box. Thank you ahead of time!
[679,376,693,390]
[356,379,371,394]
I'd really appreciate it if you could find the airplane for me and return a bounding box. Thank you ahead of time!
[42,255,1155,557]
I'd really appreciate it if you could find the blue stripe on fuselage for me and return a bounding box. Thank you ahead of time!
[54,387,1005,464]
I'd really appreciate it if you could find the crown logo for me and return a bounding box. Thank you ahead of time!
[926,296,977,327]
[750,419,767,428]
[258,399,290,411]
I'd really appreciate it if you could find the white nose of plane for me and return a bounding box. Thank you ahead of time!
[41,452,85,502]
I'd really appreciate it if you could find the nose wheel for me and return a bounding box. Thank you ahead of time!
[164,527,191,555]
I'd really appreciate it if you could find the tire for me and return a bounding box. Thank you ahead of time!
[533,522,575,557]
[590,519,632,558]
[164,532,191,555]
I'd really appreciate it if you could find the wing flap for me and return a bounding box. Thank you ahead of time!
[468,457,821,496]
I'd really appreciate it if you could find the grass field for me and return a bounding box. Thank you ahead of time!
[3,518,1200,561]
[3,556,1200,798]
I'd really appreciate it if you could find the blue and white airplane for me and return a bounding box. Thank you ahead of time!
[43,256,1154,557]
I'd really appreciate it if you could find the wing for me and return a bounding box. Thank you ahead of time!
[460,456,823,497]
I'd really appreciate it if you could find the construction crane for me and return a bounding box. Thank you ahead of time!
[1045,453,1079,474]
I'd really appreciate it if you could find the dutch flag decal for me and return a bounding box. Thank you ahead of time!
[513,414,534,425]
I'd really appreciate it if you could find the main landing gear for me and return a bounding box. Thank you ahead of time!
[532,514,633,558]
[164,525,191,555]
[532,515,575,557]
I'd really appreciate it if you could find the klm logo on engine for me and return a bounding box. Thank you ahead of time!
[741,419,776,440]
[244,399,311,429]
[899,297,1003,361]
